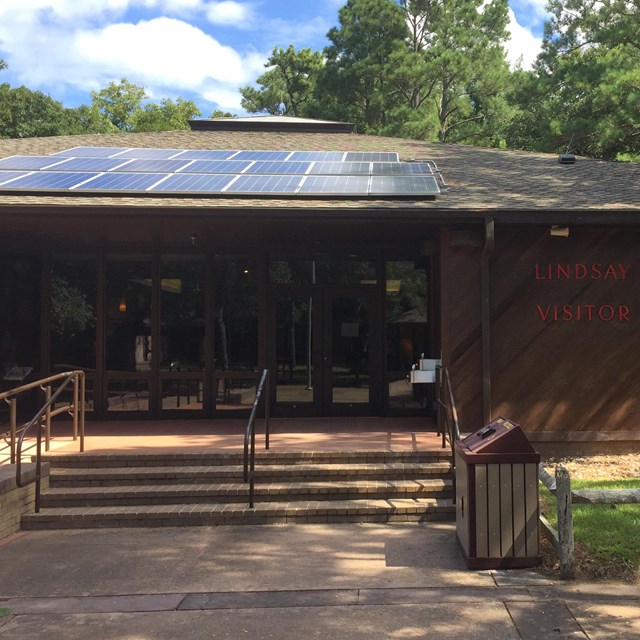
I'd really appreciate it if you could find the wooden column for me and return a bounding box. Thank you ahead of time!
[481,217,495,424]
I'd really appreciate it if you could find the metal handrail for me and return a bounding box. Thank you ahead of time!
[242,369,270,508]
[5,371,86,513]
[435,365,460,453]
[1,370,86,465]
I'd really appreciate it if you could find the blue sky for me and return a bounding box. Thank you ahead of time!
[0,0,548,117]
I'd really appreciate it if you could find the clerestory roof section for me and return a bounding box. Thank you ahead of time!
[0,129,639,213]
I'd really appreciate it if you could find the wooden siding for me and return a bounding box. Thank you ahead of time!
[441,230,484,432]
[491,226,640,434]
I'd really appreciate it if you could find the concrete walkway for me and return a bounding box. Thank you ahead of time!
[0,523,638,639]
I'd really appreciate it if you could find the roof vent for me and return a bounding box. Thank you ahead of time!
[558,153,576,165]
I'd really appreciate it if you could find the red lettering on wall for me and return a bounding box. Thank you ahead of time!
[618,264,631,279]
[535,304,632,322]
[536,304,550,320]
[534,263,631,280]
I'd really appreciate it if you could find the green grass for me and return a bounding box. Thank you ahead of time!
[0,608,10,617]
[540,479,640,570]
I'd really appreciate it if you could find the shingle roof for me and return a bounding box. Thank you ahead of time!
[0,129,638,213]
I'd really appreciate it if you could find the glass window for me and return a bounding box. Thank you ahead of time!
[107,379,149,412]
[106,257,152,372]
[160,257,206,372]
[50,256,97,371]
[270,255,376,286]
[214,257,258,371]
[0,255,40,375]
[386,260,429,411]
[162,379,203,410]
[317,255,376,286]
[215,376,257,410]
[270,258,315,285]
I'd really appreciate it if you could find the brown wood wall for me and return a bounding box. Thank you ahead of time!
[443,225,640,436]
[440,230,484,431]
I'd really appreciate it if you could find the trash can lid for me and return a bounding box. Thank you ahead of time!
[455,417,539,461]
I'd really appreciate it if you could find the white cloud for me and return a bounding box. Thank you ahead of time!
[205,1,254,25]
[0,5,265,111]
[0,0,130,23]
[505,8,542,69]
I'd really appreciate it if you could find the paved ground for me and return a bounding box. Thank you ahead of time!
[0,523,638,639]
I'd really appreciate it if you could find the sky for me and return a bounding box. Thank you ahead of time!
[0,0,549,117]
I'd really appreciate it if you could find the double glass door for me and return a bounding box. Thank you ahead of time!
[271,287,378,416]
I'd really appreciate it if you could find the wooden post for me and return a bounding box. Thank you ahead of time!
[9,398,17,464]
[556,465,575,579]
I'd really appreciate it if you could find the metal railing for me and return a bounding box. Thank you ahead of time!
[242,369,270,508]
[435,365,460,452]
[0,370,86,513]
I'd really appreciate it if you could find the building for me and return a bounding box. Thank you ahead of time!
[2,118,640,454]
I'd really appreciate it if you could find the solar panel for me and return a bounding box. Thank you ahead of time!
[72,172,168,191]
[344,152,399,162]
[372,162,433,175]
[112,148,185,159]
[172,150,237,160]
[0,156,72,170]
[244,161,311,175]
[287,151,346,162]
[111,158,193,173]
[224,175,303,193]
[2,171,101,190]
[369,175,439,195]
[51,147,130,158]
[149,173,236,193]
[0,147,442,198]
[51,157,133,172]
[178,160,252,174]
[0,170,31,185]
[298,176,370,195]
[307,161,371,175]
[230,150,292,161]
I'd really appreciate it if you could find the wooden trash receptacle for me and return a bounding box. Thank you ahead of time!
[455,417,540,569]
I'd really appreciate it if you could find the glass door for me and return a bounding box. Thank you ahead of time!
[271,288,320,415]
[105,256,153,415]
[270,287,377,416]
[322,291,371,414]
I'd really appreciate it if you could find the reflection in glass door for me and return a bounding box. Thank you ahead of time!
[274,294,316,412]
[160,257,205,413]
[271,289,375,416]
[325,295,370,411]
[105,256,152,413]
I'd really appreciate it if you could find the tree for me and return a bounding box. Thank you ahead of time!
[62,104,118,135]
[519,0,640,159]
[133,97,201,132]
[0,59,7,71]
[210,109,235,118]
[0,84,69,138]
[319,0,410,131]
[240,46,323,116]
[50,275,95,337]
[90,78,147,131]
[395,0,513,144]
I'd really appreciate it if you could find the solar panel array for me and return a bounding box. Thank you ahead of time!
[0,147,440,198]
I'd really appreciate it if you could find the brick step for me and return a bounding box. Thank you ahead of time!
[49,461,452,487]
[42,450,451,469]
[21,497,455,530]
[40,478,454,507]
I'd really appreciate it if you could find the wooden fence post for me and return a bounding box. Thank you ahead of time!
[556,465,575,579]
